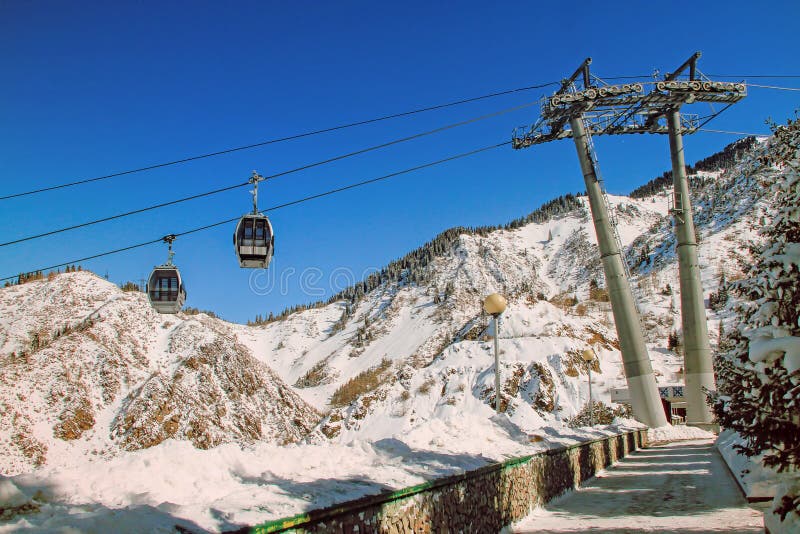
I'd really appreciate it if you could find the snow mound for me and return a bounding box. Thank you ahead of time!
[647,424,715,443]
[0,476,37,522]
[716,429,778,500]
[0,477,30,509]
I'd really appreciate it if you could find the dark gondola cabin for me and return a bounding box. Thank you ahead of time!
[147,266,186,314]
[234,214,274,268]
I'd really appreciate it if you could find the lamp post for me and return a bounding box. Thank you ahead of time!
[484,293,507,412]
[582,348,597,426]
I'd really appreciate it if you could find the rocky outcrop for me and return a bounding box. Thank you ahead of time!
[112,328,320,451]
[0,272,322,475]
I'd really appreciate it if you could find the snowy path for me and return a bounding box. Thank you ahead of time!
[511,439,764,533]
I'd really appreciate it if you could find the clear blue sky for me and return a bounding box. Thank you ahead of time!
[1,1,798,323]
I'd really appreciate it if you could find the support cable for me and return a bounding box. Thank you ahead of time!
[695,103,735,130]
[745,83,800,92]
[707,74,800,79]
[0,83,557,201]
[0,141,508,282]
[260,101,535,181]
[0,181,251,248]
[2,74,794,202]
[0,102,534,248]
[698,128,769,136]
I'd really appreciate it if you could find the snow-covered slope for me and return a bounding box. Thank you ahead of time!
[0,134,780,531]
[237,194,673,445]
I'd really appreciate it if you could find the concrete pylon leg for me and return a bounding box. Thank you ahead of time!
[667,111,716,428]
[569,117,667,428]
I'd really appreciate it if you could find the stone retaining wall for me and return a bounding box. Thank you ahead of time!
[250,430,648,533]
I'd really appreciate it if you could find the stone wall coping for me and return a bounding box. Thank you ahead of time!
[249,429,646,533]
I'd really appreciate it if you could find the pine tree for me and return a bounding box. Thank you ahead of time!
[120,281,140,292]
[711,117,800,526]
[667,330,681,352]
[709,271,729,311]
[629,137,757,199]
[444,281,455,301]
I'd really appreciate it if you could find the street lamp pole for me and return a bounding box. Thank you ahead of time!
[582,348,596,426]
[484,293,508,413]
[493,316,501,412]
[588,366,593,426]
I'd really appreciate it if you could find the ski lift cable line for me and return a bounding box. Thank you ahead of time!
[0,102,536,249]
[706,74,800,79]
[179,142,508,239]
[744,83,800,92]
[1,73,792,203]
[261,101,537,182]
[0,181,250,248]
[698,128,770,137]
[0,82,559,202]
[0,141,508,282]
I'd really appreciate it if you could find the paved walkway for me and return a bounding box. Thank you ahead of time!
[511,439,764,533]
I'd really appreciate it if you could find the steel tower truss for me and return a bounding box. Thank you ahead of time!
[512,54,745,149]
[512,54,745,428]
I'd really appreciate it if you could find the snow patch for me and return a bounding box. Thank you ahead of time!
[716,429,778,500]
[647,424,714,443]
[748,335,800,374]
[0,478,31,509]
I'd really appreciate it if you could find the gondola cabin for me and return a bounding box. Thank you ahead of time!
[147,266,186,314]
[234,214,274,268]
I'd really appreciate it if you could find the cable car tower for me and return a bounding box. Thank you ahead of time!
[512,53,746,428]
[234,171,275,269]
